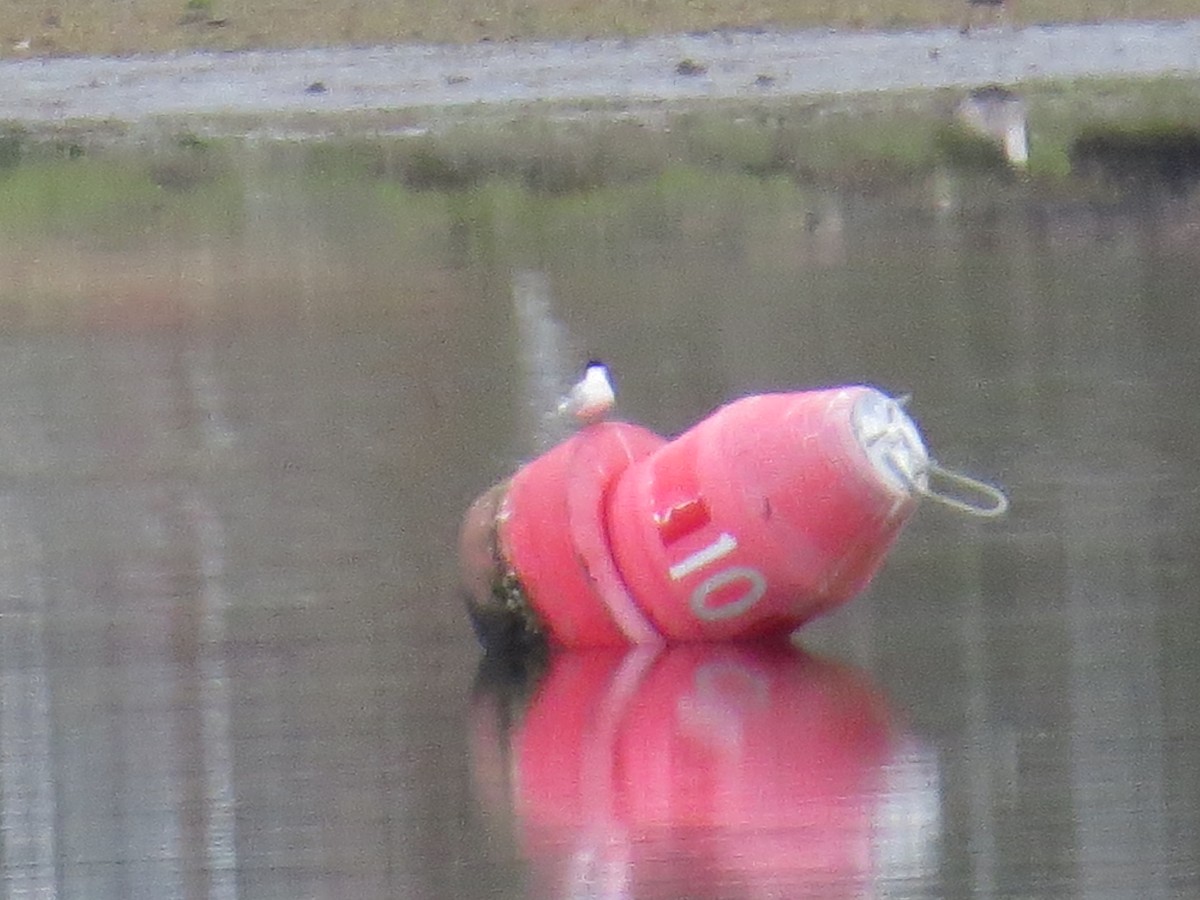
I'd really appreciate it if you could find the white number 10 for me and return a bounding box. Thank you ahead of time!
[667,532,767,622]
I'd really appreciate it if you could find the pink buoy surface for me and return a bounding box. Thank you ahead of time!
[462,385,935,647]
[606,386,925,641]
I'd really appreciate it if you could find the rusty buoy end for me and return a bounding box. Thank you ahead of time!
[459,482,545,653]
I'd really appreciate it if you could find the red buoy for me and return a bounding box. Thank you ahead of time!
[461,384,1003,648]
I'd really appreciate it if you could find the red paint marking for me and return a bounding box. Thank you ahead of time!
[656,497,710,546]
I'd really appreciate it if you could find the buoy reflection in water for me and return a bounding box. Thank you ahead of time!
[470,643,940,898]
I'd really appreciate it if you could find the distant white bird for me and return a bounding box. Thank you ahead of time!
[957,85,1029,169]
[557,360,616,424]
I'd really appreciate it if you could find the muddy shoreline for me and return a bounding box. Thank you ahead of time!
[3,21,1199,138]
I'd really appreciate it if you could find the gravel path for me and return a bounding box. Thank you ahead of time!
[2,21,1199,131]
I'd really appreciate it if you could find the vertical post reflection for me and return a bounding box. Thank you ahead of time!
[1056,224,1170,898]
[0,330,245,899]
[0,500,58,898]
[182,343,239,898]
[182,493,237,900]
[512,268,579,452]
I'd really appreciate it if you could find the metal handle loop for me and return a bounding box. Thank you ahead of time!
[913,462,1009,518]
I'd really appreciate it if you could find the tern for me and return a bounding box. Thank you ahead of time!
[558,360,616,424]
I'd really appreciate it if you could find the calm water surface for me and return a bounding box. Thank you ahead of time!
[0,151,1197,898]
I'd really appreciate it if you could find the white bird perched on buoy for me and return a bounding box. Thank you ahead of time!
[557,360,616,424]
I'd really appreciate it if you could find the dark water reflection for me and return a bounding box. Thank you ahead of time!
[0,151,1198,898]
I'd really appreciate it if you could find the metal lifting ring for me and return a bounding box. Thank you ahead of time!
[912,461,1009,518]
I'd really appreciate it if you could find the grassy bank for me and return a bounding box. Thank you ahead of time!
[3,74,1199,217]
[1,1,1197,57]
[2,73,1198,330]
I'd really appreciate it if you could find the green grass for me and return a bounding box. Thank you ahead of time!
[1,73,1198,247]
[1023,74,1200,177]
[0,0,1196,57]
[0,134,244,241]
[0,73,1197,327]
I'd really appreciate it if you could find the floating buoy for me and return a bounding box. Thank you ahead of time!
[460,385,1006,649]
